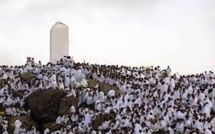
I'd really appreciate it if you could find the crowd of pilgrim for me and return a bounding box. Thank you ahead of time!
[0,56,214,134]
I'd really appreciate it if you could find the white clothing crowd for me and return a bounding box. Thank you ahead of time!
[0,56,214,134]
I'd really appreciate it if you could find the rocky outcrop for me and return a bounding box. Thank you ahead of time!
[20,72,35,84]
[87,79,123,96]
[7,88,79,133]
[3,78,122,133]
[58,96,78,116]
[25,89,67,124]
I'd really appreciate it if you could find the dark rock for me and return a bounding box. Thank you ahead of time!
[92,113,104,130]
[0,123,3,133]
[87,79,123,96]
[91,111,116,130]
[20,72,35,88]
[0,79,7,88]
[26,89,67,124]
[152,131,166,134]
[20,72,35,84]
[8,88,23,98]
[58,96,78,116]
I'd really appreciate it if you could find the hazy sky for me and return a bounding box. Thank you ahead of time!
[0,0,214,74]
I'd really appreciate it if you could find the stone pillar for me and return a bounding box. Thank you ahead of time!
[50,22,69,63]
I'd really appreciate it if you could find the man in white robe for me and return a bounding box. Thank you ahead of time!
[70,74,76,89]
[58,80,64,89]
[14,119,22,134]
[44,128,50,134]
[50,73,57,89]
[80,79,88,87]
[134,122,143,134]
[56,116,62,124]
[0,72,8,80]
[107,89,115,97]
[98,89,105,102]
[86,93,94,105]
[64,75,71,89]
[71,113,79,122]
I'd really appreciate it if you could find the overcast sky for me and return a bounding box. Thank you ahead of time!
[0,0,214,74]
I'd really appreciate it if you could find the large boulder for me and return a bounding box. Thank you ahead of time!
[26,89,67,124]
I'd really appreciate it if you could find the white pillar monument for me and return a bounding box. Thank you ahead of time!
[50,22,69,63]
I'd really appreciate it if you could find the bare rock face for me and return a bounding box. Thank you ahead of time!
[26,89,67,124]
[58,96,78,116]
